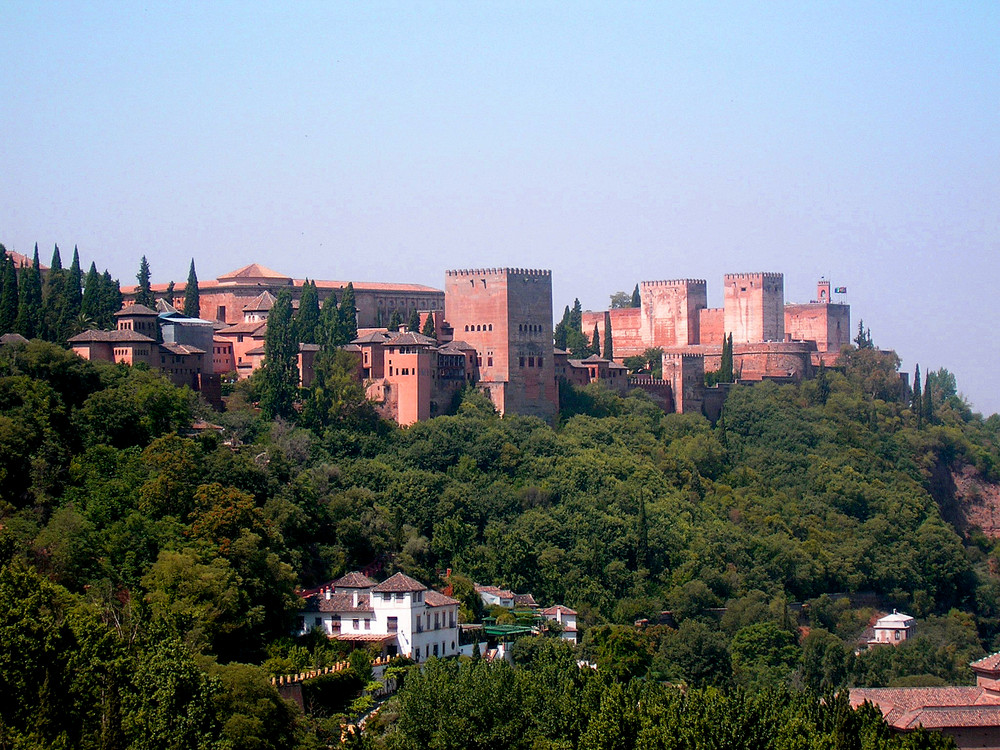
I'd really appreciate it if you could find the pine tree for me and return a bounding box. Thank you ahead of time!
[388,310,403,332]
[421,311,436,340]
[602,314,613,359]
[183,259,200,318]
[296,280,320,344]
[631,284,641,308]
[0,255,17,334]
[591,323,601,356]
[339,283,358,342]
[258,290,299,420]
[913,365,923,429]
[407,307,421,332]
[15,245,43,338]
[135,256,154,308]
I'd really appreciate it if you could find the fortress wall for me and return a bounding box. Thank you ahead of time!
[698,308,725,347]
[724,273,784,343]
[733,341,814,382]
[640,280,707,349]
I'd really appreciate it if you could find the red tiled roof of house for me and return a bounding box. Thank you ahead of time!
[244,291,278,311]
[513,594,538,608]
[372,572,427,593]
[333,632,398,642]
[332,572,377,589]
[217,321,267,335]
[387,331,437,347]
[161,343,205,356]
[306,592,373,614]
[218,263,292,282]
[425,590,460,607]
[972,652,1000,672]
[68,329,155,343]
[851,686,1000,730]
[116,304,159,316]
[7,251,47,271]
[352,331,392,344]
[540,605,577,616]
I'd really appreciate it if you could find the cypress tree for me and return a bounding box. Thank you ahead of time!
[569,298,582,333]
[258,290,299,420]
[183,259,200,318]
[165,281,175,303]
[923,371,934,424]
[0,256,17,333]
[81,262,101,325]
[631,284,641,308]
[913,365,923,429]
[296,280,320,344]
[407,307,421,333]
[387,310,403,332]
[98,271,122,329]
[15,245,43,338]
[65,246,83,323]
[320,293,342,349]
[602,315,613,359]
[719,333,734,383]
[42,244,66,341]
[421,311,436,340]
[339,283,358,342]
[591,323,601,356]
[135,256,154,308]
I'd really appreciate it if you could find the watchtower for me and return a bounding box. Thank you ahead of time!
[723,272,784,344]
[639,279,707,348]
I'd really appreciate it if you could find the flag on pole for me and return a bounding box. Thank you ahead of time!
[834,286,847,293]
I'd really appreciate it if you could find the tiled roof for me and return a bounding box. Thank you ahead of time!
[851,686,1000,730]
[333,632,398,642]
[425,590,460,607]
[332,571,377,589]
[513,594,538,608]
[303,592,373,613]
[8,250,47,271]
[352,331,392,344]
[217,264,291,282]
[387,331,437,347]
[244,291,277,312]
[115,304,159,316]
[156,299,179,313]
[0,333,29,345]
[217,321,267,335]
[311,279,441,293]
[973,652,1000,672]
[161,343,205,356]
[68,329,155,343]
[540,605,577,616]
[245,346,266,356]
[443,340,476,350]
[372,572,427,593]
[299,343,321,352]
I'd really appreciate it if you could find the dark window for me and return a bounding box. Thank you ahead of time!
[387,617,398,632]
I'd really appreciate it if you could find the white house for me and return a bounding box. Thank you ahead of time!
[475,584,516,609]
[296,571,460,662]
[871,610,915,646]
[540,604,578,643]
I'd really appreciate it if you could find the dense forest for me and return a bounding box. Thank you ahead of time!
[1,246,999,746]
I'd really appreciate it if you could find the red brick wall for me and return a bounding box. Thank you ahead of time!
[785,303,850,353]
[640,280,707,349]
[732,341,814,381]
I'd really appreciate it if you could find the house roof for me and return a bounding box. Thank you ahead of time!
[0,333,29,345]
[352,331,392,344]
[425,590,460,607]
[217,321,267,335]
[68,329,155,344]
[8,250,48,271]
[304,592,373,614]
[115,304,159,317]
[217,264,292,283]
[299,343,321,352]
[387,331,437,347]
[513,594,538,608]
[333,632,398,643]
[444,340,476,350]
[332,571,377,589]
[161,343,205,356]
[875,611,915,627]
[850,686,1000,730]
[372,572,427,593]
[972,652,1000,675]
[156,299,179,314]
[244,291,278,312]
[540,605,577,616]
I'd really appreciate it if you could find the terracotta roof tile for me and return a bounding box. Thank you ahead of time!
[115,304,159,316]
[972,652,1000,672]
[387,331,437,347]
[425,590,460,607]
[68,329,155,343]
[217,264,291,282]
[372,572,427,593]
[244,291,278,311]
[332,572,377,589]
[540,605,577,616]
[217,321,267,335]
[303,592,373,613]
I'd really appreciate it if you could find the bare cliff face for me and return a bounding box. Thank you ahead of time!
[951,465,1000,538]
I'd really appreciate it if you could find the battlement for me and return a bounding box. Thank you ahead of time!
[663,352,705,362]
[724,272,783,281]
[640,279,707,288]
[446,268,551,277]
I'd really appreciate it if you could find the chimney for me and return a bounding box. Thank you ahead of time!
[353,591,358,608]
[325,588,331,600]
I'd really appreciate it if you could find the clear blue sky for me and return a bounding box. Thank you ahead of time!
[2,2,997,414]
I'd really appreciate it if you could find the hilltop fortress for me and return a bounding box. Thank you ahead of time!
[76,263,849,424]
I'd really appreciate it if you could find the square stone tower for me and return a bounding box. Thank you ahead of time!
[444,268,557,421]
[724,272,784,344]
[639,279,708,348]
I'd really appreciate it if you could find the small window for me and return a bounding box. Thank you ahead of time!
[396,592,405,601]
[416,648,421,660]
[538,357,544,367]
[488,324,492,331]
[433,644,439,657]
[364,619,371,630]
[528,357,534,367]
[519,356,525,367]
[353,618,360,629]
[487,357,493,367]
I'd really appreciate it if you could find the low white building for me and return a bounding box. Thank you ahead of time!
[296,571,460,662]
[871,610,915,646]
[475,584,516,609]
[540,604,578,643]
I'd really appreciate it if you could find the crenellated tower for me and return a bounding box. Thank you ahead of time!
[723,272,784,344]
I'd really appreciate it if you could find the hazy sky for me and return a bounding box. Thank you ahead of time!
[2,2,998,414]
